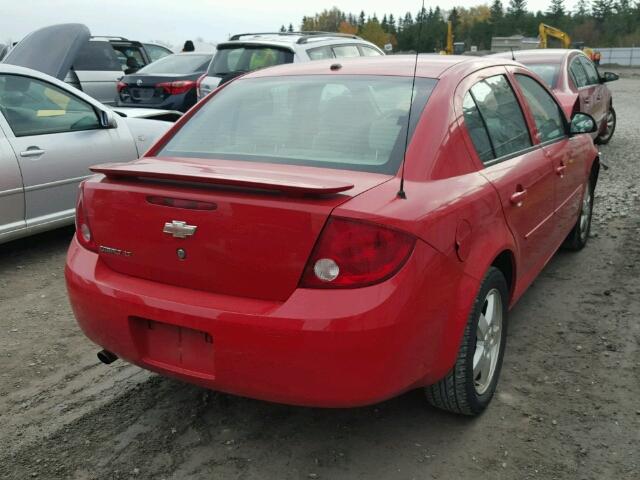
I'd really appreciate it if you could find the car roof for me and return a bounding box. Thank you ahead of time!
[218,32,380,51]
[245,54,519,80]
[491,49,582,63]
[169,52,212,56]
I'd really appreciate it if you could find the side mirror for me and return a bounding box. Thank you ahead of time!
[600,71,619,83]
[98,109,118,129]
[570,112,597,135]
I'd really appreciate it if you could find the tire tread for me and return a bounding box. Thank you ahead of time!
[425,267,507,416]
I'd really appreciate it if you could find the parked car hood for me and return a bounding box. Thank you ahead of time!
[2,23,90,80]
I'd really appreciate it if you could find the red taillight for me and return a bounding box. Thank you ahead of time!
[116,81,127,93]
[196,73,207,99]
[157,80,196,95]
[300,218,416,289]
[75,185,98,253]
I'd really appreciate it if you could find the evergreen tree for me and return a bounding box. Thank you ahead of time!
[507,0,527,17]
[449,7,460,27]
[288,23,294,32]
[490,0,504,19]
[592,0,614,19]
[547,0,566,19]
[358,11,366,28]
[389,14,397,34]
[574,0,590,17]
[403,12,414,27]
[382,14,389,32]
[279,25,286,32]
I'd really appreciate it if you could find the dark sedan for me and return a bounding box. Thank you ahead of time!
[117,53,212,112]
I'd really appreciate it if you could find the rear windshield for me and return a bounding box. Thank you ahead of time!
[159,75,436,174]
[208,46,294,76]
[138,54,212,74]
[524,63,560,88]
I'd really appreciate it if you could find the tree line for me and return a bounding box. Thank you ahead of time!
[279,2,640,52]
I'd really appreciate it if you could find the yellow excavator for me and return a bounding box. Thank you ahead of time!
[538,23,601,64]
[440,21,465,55]
[538,23,571,49]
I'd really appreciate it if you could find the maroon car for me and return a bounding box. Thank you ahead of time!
[492,49,618,144]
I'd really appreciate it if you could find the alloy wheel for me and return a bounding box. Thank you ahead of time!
[473,288,503,395]
[579,182,593,242]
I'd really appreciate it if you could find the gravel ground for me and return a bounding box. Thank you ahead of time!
[1,79,639,480]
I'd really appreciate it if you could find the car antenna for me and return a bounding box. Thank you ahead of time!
[398,0,426,200]
[510,47,516,61]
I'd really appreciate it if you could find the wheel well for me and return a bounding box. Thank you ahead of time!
[491,250,515,299]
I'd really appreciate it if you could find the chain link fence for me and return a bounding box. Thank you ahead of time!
[598,47,640,66]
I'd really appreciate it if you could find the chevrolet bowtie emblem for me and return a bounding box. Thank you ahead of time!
[163,220,197,239]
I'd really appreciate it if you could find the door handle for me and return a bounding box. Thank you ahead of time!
[556,164,567,176]
[20,146,45,158]
[510,188,527,206]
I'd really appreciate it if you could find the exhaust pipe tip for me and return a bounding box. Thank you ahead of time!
[97,349,118,365]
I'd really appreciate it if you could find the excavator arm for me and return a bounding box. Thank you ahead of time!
[539,23,571,49]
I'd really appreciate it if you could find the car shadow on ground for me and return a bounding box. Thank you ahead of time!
[0,226,75,266]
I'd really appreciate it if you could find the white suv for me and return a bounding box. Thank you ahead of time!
[197,32,384,100]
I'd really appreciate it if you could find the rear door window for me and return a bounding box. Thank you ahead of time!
[578,56,600,85]
[569,58,588,88]
[0,74,100,137]
[360,46,383,56]
[462,93,494,163]
[73,41,122,71]
[112,45,147,73]
[307,46,334,60]
[209,47,294,76]
[333,45,361,58]
[464,75,532,161]
[144,44,173,62]
[515,74,566,143]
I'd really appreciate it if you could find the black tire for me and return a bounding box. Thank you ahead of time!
[425,267,509,416]
[596,106,616,145]
[563,177,595,251]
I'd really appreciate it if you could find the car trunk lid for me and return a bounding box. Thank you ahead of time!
[119,74,196,104]
[83,157,390,301]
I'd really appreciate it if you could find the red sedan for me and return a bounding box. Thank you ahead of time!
[492,49,618,144]
[66,55,599,415]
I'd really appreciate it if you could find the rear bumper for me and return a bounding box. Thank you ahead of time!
[65,237,471,407]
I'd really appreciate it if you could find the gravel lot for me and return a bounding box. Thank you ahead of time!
[1,78,639,480]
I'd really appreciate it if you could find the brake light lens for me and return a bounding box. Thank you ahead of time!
[116,81,127,93]
[157,80,196,95]
[300,218,416,288]
[75,186,98,252]
[196,73,207,99]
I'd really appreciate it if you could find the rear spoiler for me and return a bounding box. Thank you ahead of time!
[90,159,354,195]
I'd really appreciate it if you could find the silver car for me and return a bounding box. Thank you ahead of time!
[198,32,384,99]
[0,64,171,244]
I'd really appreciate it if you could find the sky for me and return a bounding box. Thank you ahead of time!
[3,0,576,47]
